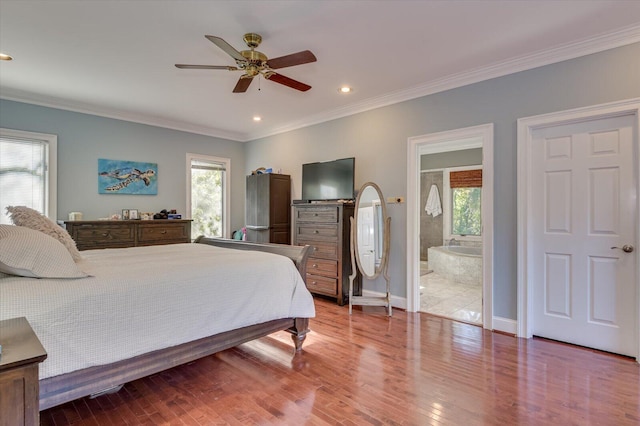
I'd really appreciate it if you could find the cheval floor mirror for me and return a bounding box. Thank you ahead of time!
[348,182,392,316]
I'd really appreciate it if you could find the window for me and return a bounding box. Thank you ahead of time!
[0,128,57,224]
[443,166,482,240]
[451,187,482,236]
[186,153,230,239]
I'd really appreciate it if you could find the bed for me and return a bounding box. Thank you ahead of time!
[0,231,314,411]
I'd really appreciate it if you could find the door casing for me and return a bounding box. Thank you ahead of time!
[406,123,494,330]
[517,98,640,361]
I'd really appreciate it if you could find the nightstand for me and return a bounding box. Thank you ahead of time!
[0,317,47,426]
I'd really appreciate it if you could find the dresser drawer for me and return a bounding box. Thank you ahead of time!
[306,257,338,277]
[138,222,189,242]
[295,206,339,223]
[295,223,338,240]
[305,274,338,296]
[73,224,135,246]
[297,240,338,260]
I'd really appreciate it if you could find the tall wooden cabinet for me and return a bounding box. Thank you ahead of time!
[245,173,291,244]
[292,202,360,305]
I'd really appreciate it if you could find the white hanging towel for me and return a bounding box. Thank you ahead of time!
[425,184,442,217]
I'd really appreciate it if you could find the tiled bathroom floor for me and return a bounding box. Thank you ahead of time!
[419,261,482,325]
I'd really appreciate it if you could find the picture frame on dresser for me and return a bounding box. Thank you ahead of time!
[129,209,139,220]
[122,209,130,220]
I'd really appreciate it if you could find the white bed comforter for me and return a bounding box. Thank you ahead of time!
[0,243,315,379]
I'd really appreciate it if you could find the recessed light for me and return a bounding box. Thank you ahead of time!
[339,86,352,93]
[253,116,262,122]
[0,53,13,61]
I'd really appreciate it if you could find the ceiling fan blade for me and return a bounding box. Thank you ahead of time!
[175,64,238,70]
[233,76,253,93]
[266,50,317,69]
[266,73,311,92]
[205,35,246,62]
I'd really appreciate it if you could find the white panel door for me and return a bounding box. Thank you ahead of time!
[531,115,637,356]
[357,206,376,276]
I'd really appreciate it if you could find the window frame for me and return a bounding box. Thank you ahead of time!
[185,153,230,239]
[0,128,57,221]
[443,164,482,242]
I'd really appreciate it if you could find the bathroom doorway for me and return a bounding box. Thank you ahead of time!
[406,124,494,329]
[421,163,483,324]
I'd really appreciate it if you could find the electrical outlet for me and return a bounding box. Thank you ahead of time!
[387,196,404,204]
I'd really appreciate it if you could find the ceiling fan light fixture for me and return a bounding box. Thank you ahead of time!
[177,33,316,93]
[253,116,262,122]
[0,53,13,61]
[339,86,352,94]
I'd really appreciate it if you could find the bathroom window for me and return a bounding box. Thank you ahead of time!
[443,166,482,240]
[451,187,481,236]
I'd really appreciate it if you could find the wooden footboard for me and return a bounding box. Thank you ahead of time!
[39,239,313,411]
[194,236,311,277]
[40,317,309,410]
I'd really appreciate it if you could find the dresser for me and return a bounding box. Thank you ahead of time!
[0,317,47,426]
[245,173,291,244]
[64,220,191,250]
[292,203,360,305]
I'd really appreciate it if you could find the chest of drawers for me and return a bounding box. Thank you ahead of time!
[292,203,360,305]
[64,220,191,250]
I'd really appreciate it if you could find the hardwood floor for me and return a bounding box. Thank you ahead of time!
[41,298,639,425]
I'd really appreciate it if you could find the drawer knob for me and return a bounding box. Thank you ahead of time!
[102,231,111,239]
[314,230,319,234]
[161,230,167,234]
[312,281,317,285]
[314,213,318,216]
[312,264,318,268]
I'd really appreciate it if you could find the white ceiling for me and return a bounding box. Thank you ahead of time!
[1,1,639,142]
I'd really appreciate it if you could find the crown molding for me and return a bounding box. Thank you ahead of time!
[3,24,639,143]
[245,24,640,141]
[0,89,247,142]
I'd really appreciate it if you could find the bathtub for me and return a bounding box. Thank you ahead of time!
[427,245,482,286]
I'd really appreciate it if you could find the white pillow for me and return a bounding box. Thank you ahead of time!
[0,225,88,279]
[6,205,82,261]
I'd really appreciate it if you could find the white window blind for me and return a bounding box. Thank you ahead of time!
[0,129,57,224]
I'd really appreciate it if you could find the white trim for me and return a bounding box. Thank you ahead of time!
[185,153,231,239]
[517,98,640,361]
[247,25,640,141]
[2,25,638,143]
[0,128,57,221]
[362,289,406,311]
[406,123,494,332]
[0,89,246,142]
[492,317,518,335]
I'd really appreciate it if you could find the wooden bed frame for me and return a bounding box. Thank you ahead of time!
[39,237,312,410]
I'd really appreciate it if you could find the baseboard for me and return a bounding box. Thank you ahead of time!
[361,289,407,310]
[492,316,517,335]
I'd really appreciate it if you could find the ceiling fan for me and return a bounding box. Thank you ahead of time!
[175,33,317,93]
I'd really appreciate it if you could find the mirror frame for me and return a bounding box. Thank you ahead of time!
[353,182,389,280]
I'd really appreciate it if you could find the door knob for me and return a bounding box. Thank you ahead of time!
[611,244,634,253]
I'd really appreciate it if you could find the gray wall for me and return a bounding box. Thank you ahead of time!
[421,148,482,170]
[0,100,246,234]
[420,171,443,261]
[245,42,640,320]
[1,42,638,321]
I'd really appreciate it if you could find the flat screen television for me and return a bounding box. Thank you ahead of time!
[302,157,355,201]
